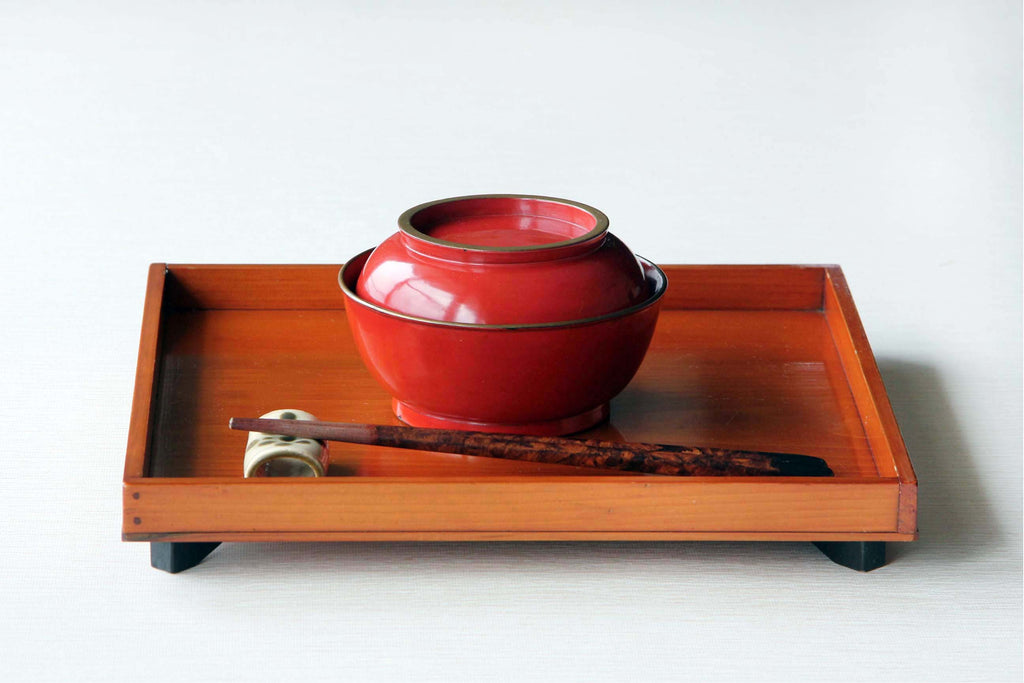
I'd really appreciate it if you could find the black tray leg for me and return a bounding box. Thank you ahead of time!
[813,541,886,572]
[150,542,222,573]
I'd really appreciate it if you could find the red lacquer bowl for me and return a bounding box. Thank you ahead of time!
[339,248,667,436]
[355,195,648,325]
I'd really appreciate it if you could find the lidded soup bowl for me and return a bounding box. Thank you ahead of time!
[339,194,667,436]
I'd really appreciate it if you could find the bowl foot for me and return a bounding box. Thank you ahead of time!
[393,400,609,436]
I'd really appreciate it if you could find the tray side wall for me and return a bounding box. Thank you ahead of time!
[166,264,348,310]
[123,530,918,542]
[123,264,167,480]
[659,265,825,310]
[164,264,829,311]
[823,268,918,535]
[123,477,902,538]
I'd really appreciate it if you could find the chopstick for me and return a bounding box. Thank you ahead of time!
[229,418,833,477]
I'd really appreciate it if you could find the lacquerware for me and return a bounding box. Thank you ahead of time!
[344,194,667,434]
[355,195,648,325]
[342,248,666,435]
[123,263,917,574]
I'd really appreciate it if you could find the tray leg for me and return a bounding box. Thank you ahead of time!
[150,542,221,573]
[813,541,886,572]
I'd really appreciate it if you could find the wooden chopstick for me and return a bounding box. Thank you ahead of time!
[229,418,833,477]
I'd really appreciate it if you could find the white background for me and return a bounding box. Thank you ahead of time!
[1,1,1020,681]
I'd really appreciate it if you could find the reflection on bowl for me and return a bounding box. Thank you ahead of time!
[355,194,648,325]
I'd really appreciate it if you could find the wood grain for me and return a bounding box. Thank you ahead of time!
[123,264,916,542]
[165,264,343,310]
[659,264,825,310]
[124,530,918,543]
[144,308,879,478]
[164,263,827,311]
[123,264,166,479]
[823,268,918,534]
[124,477,899,534]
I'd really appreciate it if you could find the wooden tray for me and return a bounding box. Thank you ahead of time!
[122,264,917,572]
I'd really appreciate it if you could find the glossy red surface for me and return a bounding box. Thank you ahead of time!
[340,250,667,435]
[355,195,647,325]
[411,195,597,247]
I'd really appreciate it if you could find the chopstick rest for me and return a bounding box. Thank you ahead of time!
[243,409,330,477]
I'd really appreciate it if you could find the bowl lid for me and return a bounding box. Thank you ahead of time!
[351,194,657,325]
[397,194,610,263]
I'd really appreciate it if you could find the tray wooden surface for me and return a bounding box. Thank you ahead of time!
[123,264,917,543]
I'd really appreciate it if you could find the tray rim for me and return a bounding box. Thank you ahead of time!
[122,263,917,542]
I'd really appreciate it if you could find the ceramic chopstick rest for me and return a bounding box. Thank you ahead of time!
[243,409,330,477]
